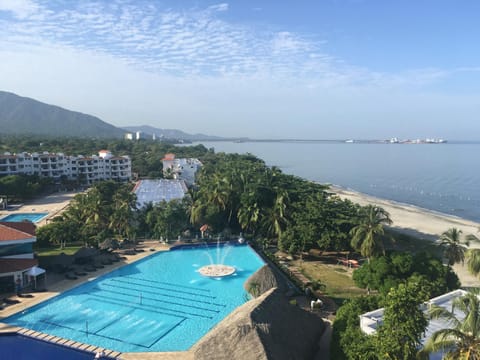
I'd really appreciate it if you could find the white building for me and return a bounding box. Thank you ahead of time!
[360,289,468,359]
[0,150,131,184]
[134,179,188,208]
[162,153,202,186]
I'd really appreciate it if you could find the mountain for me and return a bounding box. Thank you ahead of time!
[121,125,236,141]
[0,91,126,138]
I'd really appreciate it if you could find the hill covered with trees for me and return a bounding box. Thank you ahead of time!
[0,91,126,138]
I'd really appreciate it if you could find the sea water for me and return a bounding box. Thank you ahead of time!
[192,141,480,222]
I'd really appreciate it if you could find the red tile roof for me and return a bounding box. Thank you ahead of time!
[0,223,36,242]
[0,222,36,236]
[0,258,38,273]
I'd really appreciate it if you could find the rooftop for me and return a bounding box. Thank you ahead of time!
[134,179,188,208]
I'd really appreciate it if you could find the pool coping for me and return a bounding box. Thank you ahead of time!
[0,322,122,358]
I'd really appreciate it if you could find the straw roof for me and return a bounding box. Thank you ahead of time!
[193,288,324,360]
[244,264,288,297]
[74,247,98,259]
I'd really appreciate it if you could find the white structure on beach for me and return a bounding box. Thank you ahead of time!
[162,153,202,186]
[0,150,131,184]
[360,289,469,360]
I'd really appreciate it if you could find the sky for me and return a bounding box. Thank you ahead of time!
[1,0,479,140]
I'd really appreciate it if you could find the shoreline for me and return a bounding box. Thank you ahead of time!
[330,185,480,240]
[330,185,480,287]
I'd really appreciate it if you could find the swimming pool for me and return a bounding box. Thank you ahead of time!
[3,244,264,353]
[0,212,48,223]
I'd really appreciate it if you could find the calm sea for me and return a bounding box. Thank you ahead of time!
[190,141,480,223]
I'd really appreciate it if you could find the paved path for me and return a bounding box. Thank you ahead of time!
[315,319,332,360]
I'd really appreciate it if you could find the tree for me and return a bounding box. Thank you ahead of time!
[331,295,381,360]
[465,232,480,278]
[350,205,392,262]
[422,290,480,359]
[352,252,460,297]
[439,227,469,265]
[376,282,429,360]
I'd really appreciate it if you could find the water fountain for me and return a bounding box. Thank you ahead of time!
[198,238,236,278]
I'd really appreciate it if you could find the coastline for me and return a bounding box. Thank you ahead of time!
[330,185,480,287]
[330,185,480,240]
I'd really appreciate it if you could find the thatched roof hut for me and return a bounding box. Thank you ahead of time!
[74,247,98,264]
[193,288,324,360]
[244,265,288,297]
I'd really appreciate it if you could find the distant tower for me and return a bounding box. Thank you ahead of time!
[152,133,156,140]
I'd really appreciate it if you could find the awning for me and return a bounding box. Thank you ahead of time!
[27,266,46,277]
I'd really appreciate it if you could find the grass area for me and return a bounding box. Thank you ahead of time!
[293,260,366,305]
[35,246,82,256]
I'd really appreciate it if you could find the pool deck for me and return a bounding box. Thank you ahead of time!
[0,240,197,359]
[0,191,79,226]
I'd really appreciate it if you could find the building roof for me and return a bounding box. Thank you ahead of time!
[162,153,176,161]
[134,179,188,207]
[0,222,36,242]
[360,289,468,360]
[0,222,36,236]
[0,258,38,273]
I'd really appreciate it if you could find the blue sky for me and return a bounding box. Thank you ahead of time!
[0,0,479,139]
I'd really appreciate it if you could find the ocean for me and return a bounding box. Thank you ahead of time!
[190,141,480,223]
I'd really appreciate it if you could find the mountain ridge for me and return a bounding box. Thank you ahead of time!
[0,91,232,141]
[121,125,230,141]
[0,91,127,138]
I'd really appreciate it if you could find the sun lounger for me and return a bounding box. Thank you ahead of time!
[75,270,87,276]
[18,293,34,298]
[3,297,20,305]
[84,265,97,272]
[65,273,78,280]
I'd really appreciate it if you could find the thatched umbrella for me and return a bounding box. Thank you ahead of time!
[74,247,98,264]
[53,253,73,267]
[99,239,120,251]
[50,252,73,273]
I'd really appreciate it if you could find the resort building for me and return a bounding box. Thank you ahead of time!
[0,150,131,184]
[0,221,38,292]
[162,153,202,186]
[360,289,468,359]
[134,179,188,208]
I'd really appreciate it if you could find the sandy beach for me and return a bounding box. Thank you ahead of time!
[331,186,480,286]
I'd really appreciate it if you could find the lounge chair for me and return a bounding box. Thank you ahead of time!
[3,297,20,305]
[18,293,33,298]
[75,270,87,276]
[65,273,78,280]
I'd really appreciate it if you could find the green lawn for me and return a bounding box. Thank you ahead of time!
[293,260,366,304]
[35,246,83,256]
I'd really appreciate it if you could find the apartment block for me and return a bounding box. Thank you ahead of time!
[0,150,132,184]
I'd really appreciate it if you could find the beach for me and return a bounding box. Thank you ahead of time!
[331,186,480,286]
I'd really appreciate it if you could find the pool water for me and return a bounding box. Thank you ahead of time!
[4,244,264,353]
[1,212,48,223]
[0,333,114,360]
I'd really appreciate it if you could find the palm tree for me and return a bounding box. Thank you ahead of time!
[422,290,480,359]
[350,205,392,263]
[464,231,480,278]
[439,228,469,266]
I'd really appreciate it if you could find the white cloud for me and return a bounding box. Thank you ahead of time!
[0,0,477,139]
[0,0,40,19]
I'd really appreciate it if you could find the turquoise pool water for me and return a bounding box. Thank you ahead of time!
[3,244,264,353]
[1,212,48,223]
